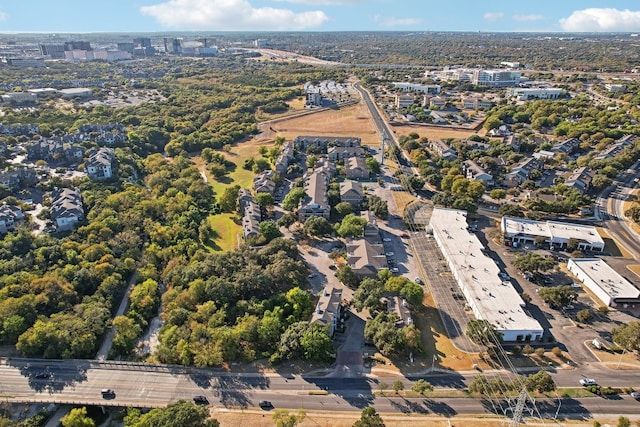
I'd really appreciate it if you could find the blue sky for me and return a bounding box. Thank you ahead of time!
[1,1,640,33]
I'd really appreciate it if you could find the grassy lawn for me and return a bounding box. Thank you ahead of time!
[192,136,276,197]
[391,191,415,216]
[206,214,241,253]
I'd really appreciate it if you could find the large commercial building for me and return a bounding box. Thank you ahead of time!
[507,87,565,101]
[392,82,441,94]
[429,67,521,87]
[501,217,605,252]
[430,207,543,342]
[567,258,640,308]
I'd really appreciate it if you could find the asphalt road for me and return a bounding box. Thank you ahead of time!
[597,162,640,259]
[4,359,640,418]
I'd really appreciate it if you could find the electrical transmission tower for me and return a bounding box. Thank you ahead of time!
[510,386,532,426]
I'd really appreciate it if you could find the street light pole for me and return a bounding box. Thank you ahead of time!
[553,392,562,421]
[617,348,626,369]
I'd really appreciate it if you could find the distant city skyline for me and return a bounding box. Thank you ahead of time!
[1,1,640,33]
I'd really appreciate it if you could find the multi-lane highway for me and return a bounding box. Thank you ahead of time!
[3,358,640,419]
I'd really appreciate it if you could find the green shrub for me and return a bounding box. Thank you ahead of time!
[609,344,624,353]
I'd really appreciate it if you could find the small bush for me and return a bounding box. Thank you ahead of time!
[522,344,534,355]
[552,347,563,358]
[587,385,600,394]
[597,306,610,315]
[602,386,617,396]
[593,421,601,427]
[511,345,522,356]
[617,415,630,427]
[577,309,593,323]
[535,347,545,357]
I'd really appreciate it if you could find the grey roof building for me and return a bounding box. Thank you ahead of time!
[86,147,116,180]
[0,204,24,234]
[310,287,343,336]
[50,187,84,231]
[347,238,387,277]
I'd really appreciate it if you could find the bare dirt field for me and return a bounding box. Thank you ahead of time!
[390,124,484,142]
[270,103,380,146]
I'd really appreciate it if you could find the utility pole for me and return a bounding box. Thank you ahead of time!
[553,392,562,421]
[510,386,529,427]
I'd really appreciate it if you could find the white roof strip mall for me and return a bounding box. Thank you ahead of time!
[501,217,605,252]
[430,207,543,342]
[568,258,640,308]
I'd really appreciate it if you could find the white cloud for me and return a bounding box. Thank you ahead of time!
[0,11,7,21]
[560,8,640,32]
[512,14,544,22]
[373,14,422,27]
[274,0,362,4]
[483,12,504,22]
[140,0,329,30]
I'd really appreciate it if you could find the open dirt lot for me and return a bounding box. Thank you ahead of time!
[389,124,484,142]
[270,103,380,146]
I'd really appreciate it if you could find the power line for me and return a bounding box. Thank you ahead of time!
[368,101,550,425]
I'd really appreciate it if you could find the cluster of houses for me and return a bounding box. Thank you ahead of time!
[295,136,370,222]
[26,124,126,164]
[242,136,375,243]
[427,133,636,196]
[252,141,295,196]
[0,167,37,191]
[394,92,494,112]
[0,123,40,136]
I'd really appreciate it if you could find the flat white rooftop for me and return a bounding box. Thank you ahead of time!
[568,258,640,301]
[501,217,604,247]
[431,208,542,334]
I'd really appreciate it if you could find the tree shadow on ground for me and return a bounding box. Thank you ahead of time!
[304,376,374,409]
[423,398,457,416]
[9,358,89,394]
[214,374,271,408]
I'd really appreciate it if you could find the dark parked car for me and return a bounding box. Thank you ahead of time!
[34,371,50,379]
[259,400,273,409]
[101,389,115,398]
[193,395,209,405]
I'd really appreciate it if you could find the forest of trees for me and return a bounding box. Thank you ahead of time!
[0,58,343,362]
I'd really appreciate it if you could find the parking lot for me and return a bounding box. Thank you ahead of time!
[477,213,640,364]
[410,231,482,353]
